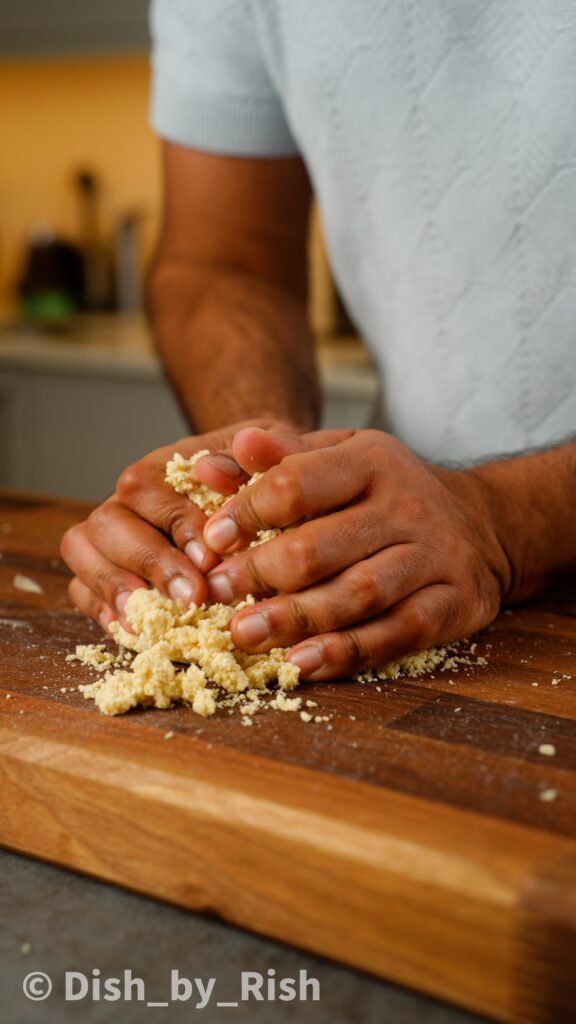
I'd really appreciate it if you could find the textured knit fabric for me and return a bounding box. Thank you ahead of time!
[151,0,576,463]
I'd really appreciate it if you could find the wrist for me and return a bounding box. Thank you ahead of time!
[434,464,515,604]
[466,463,526,603]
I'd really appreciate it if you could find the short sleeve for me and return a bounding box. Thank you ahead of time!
[150,0,298,156]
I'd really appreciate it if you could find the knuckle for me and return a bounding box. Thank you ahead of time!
[282,529,320,579]
[91,563,115,600]
[434,589,463,636]
[285,596,316,634]
[402,591,463,649]
[116,462,143,502]
[137,546,161,581]
[362,429,388,457]
[60,523,82,561]
[240,549,273,595]
[166,508,198,544]
[265,462,304,522]
[86,503,110,539]
[336,628,366,671]
[346,564,386,618]
[402,602,436,650]
[239,487,266,534]
[95,566,131,607]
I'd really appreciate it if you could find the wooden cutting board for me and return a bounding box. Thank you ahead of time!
[1,489,575,1024]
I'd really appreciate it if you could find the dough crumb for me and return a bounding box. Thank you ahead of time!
[538,743,556,757]
[13,574,43,594]
[539,788,558,802]
[20,942,32,955]
[163,731,174,740]
[66,644,117,672]
[165,449,281,548]
[270,692,302,713]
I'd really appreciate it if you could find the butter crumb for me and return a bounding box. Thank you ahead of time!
[538,743,556,757]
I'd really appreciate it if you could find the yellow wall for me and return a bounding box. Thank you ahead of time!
[0,56,160,314]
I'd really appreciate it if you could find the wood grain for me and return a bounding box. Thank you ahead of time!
[1,489,576,1024]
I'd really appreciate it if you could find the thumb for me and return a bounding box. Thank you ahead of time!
[231,426,309,473]
[195,425,356,491]
[231,425,355,473]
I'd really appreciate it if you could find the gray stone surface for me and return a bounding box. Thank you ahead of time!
[0,848,485,1024]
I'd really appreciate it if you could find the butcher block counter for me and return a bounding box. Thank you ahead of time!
[1,490,575,1024]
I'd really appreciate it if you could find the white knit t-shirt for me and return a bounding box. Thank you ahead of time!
[151,0,576,463]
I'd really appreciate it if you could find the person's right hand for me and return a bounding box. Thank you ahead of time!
[60,419,293,632]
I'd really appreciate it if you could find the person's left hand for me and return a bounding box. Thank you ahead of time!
[194,427,512,680]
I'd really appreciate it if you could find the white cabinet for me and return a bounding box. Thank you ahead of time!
[0,365,188,501]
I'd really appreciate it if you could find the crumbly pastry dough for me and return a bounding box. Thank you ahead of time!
[72,449,484,719]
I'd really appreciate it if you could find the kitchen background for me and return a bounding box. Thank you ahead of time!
[0,0,377,500]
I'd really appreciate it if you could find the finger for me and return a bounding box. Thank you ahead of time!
[193,449,250,496]
[115,421,299,567]
[203,443,366,554]
[116,455,219,574]
[206,502,398,604]
[284,583,464,681]
[68,576,115,632]
[230,544,426,650]
[61,521,147,622]
[84,502,209,606]
[193,427,354,494]
[230,425,356,474]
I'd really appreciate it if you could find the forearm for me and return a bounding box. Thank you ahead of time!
[468,442,576,603]
[149,261,321,433]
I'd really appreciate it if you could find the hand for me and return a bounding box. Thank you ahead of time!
[60,419,299,630]
[197,428,512,680]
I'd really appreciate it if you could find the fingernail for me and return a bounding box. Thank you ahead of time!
[288,644,324,677]
[185,539,213,572]
[204,454,244,478]
[235,612,269,646]
[168,576,196,605]
[115,591,130,616]
[204,516,238,552]
[208,573,234,604]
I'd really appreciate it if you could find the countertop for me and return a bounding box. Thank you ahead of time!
[0,315,379,398]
